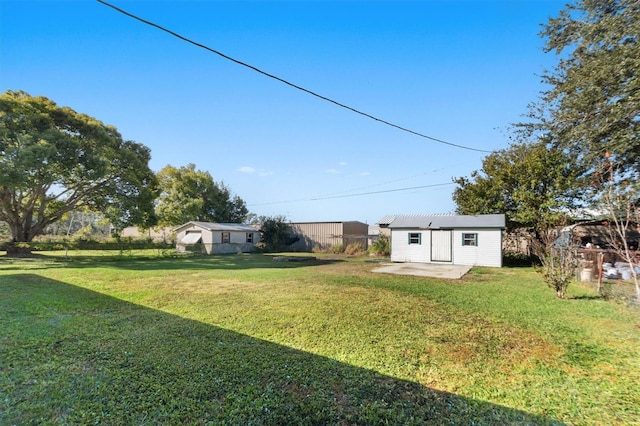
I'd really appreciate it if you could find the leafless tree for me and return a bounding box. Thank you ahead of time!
[531,227,578,299]
[594,157,640,301]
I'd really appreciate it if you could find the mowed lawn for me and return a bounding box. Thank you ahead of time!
[1,252,639,425]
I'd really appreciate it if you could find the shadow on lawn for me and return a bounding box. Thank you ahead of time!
[1,274,563,425]
[0,253,342,272]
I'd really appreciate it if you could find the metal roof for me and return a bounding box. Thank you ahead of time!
[378,214,505,229]
[176,221,259,232]
[289,221,368,226]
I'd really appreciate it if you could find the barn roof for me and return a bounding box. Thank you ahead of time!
[175,221,258,232]
[378,214,505,229]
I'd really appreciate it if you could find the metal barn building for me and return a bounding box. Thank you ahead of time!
[287,221,369,252]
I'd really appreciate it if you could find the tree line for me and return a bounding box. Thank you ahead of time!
[2,0,639,296]
[0,91,256,250]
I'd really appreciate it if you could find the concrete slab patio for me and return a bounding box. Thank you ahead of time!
[371,262,472,279]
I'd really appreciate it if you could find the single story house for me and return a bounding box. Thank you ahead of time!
[378,214,506,267]
[288,221,369,251]
[175,221,260,254]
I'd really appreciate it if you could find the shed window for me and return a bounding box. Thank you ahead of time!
[222,232,230,244]
[408,232,422,245]
[462,233,478,246]
[246,232,253,243]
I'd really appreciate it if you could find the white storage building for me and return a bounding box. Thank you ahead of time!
[379,214,506,267]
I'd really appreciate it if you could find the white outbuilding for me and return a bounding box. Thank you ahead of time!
[378,214,506,267]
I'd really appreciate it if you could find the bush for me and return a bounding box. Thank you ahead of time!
[503,251,535,267]
[258,215,291,252]
[1,238,175,253]
[344,243,365,256]
[329,244,345,254]
[368,235,390,257]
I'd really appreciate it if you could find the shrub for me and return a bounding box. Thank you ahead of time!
[502,251,535,267]
[329,244,345,254]
[344,242,365,256]
[258,215,292,252]
[368,235,390,257]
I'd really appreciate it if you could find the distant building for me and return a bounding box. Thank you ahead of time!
[175,221,260,254]
[287,221,369,252]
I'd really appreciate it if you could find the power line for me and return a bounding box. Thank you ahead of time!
[249,182,454,207]
[315,169,446,198]
[96,0,493,153]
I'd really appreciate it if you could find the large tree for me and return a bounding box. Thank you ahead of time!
[537,0,640,174]
[0,91,158,245]
[155,164,248,226]
[453,141,581,231]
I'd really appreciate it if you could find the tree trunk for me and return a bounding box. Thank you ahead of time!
[5,222,35,257]
[5,244,33,257]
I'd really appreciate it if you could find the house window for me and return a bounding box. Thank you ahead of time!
[246,232,253,243]
[222,232,230,244]
[408,232,422,245]
[462,233,478,246]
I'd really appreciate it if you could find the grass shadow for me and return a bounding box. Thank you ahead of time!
[569,295,604,300]
[1,274,563,425]
[0,252,343,272]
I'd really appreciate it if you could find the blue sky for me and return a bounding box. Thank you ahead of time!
[1,0,565,224]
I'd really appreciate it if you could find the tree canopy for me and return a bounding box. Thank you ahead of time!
[155,164,248,226]
[254,215,293,252]
[453,141,580,231]
[456,0,639,232]
[0,91,158,243]
[536,0,640,175]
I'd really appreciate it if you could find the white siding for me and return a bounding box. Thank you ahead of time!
[211,231,254,244]
[390,230,430,263]
[176,224,213,247]
[175,223,260,255]
[452,228,502,267]
[390,228,503,267]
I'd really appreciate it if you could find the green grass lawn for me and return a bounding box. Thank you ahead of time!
[1,251,639,425]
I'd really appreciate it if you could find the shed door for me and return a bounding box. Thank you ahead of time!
[431,230,452,262]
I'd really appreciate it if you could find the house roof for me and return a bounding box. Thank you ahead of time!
[175,221,259,233]
[378,214,506,229]
[289,221,368,226]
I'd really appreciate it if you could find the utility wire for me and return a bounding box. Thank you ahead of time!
[249,182,454,207]
[316,168,445,198]
[97,0,492,153]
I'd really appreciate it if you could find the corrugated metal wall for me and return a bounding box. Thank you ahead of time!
[288,222,369,251]
[342,221,369,248]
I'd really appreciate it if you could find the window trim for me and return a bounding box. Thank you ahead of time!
[408,232,422,245]
[462,233,478,246]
